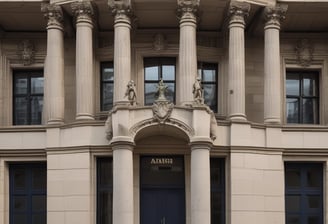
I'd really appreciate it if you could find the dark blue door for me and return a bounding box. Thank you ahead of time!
[140,156,185,224]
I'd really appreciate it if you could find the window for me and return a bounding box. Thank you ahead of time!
[285,163,323,224]
[10,163,46,224]
[101,62,114,111]
[210,158,225,224]
[198,62,218,112]
[13,70,44,125]
[286,71,319,124]
[144,57,176,105]
[97,158,113,224]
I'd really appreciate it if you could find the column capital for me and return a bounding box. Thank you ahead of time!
[229,1,250,27]
[264,4,288,29]
[176,0,199,23]
[41,3,63,29]
[71,1,94,23]
[108,0,133,25]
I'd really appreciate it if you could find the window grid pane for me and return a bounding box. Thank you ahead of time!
[285,163,323,224]
[199,62,218,112]
[101,62,114,111]
[97,158,113,224]
[210,158,225,224]
[10,163,47,224]
[286,71,319,124]
[144,58,176,105]
[13,71,43,125]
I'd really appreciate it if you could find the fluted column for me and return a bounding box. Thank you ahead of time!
[190,142,211,224]
[177,0,199,106]
[112,142,134,224]
[72,1,94,120]
[42,4,65,125]
[109,1,132,105]
[228,2,250,121]
[264,5,287,124]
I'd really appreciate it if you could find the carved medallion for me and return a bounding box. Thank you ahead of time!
[152,100,174,124]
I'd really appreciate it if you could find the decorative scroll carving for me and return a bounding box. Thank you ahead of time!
[18,40,35,66]
[264,4,288,27]
[176,0,199,21]
[295,39,314,67]
[125,80,137,106]
[153,33,167,51]
[229,1,250,24]
[71,1,94,21]
[41,3,63,28]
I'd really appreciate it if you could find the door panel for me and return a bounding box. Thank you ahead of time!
[140,156,185,224]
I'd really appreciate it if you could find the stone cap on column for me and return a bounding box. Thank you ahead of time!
[228,1,250,26]
[176,0,200,24]
[41,3,64,30]
[108,0,133,25]
[71,0,94,24]
[264,4,288,28]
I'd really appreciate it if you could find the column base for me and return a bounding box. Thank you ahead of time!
[264,117,281,124]
[47,119,64,125]
[229,113,247,121]
[76,113,94,121]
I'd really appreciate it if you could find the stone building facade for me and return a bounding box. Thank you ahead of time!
[0,0,327,224]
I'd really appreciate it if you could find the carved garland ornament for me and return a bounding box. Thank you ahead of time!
[18,40,35,66]
[295,39,314,67]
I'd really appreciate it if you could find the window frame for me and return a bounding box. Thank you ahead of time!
[144,57,176,105]
[100,62,114,111]
[198,62,218,112]
[13,70,44,125]
[285,162,323,224]
[9,163,47,224]
[285,70,320,124]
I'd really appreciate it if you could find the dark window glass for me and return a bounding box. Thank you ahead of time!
[198,62,218,112]
[101,62,114,111]
[286,71,319,124]
[144,58,176,105]
[210,158,225,224]
[97,158,113,224]
[10,163,46,224]
[13,71,43,125]
[285,163,323,224]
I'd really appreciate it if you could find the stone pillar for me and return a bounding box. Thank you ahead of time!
[190,142,211,224]
[112,142,134,224]
[72,1,94,120]
[264,5,287,124]
[177,0,199,106]
[42,4,65,125]
[228,2,250,121]
[109,1,132,105]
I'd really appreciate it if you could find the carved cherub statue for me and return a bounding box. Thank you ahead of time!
[125,80,137,106]
[193,77,204,104]
[156,78,168,101]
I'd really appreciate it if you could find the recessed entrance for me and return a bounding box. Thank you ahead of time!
[140,156,185,224]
